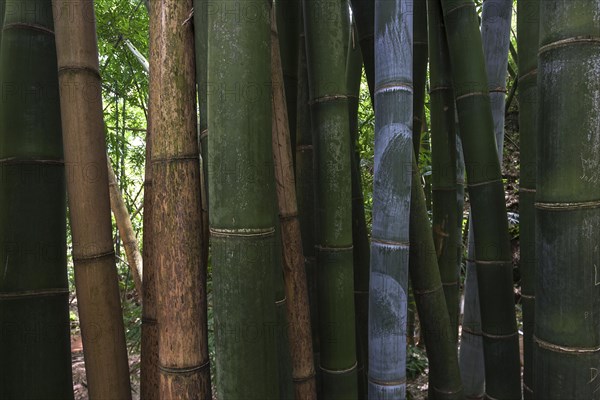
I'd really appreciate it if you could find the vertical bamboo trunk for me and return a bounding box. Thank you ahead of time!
[193,0,210,270]
[304,0,359,397]
[349,0,374,102]
[517,1,539,397]
[346,21,370,400]
[140,2,160,396]
[459,0,513,396]
[150,0,211,397]
[53,1,132,398]
[368,0,412,397]
[409,156,464,400]
[272,13,317,399]
[534,3,600,398]
[439,0,521,398]
[295,14,321,391]
[208,0,279,397]
[0,0,73,397]
[276,0,299,162]
[107,159,143,295]
[413,0,428,157]
[427,0,460,343]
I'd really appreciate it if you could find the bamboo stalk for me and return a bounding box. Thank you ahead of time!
[271,13,317,400]
[52,0,132,398]
[107,158,143,295]
[346,20,370,400]
[349,0,374,103]
[303,0,359,396]
[0,0,73,397]
[409,156,464,400]
[427,0,460,343]
[149,0,211,397]
[413,0,428,157]
[534,3,600,398]
[140,1,160,396]
[439,0,521,398]
[193,0,209,269]
[295,11,321,392]
[368,0,412,397]
[208,0,279,396]
[516,1,538,397]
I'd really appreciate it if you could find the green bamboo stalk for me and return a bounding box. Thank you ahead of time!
[141,2,160,396]
[534,3,600,398]
[276,0,299,164]
[303,0,358,396]
[346,20,369,400]
[53,0,132,397]
[439,0,521,398]
[0,0,73,397]
[409,156,464,400]
[517,1,538,397]
[413,0,428,157]
[349,0,374,103]
[459,1,513,397]
[295,12,321,392]
[150,0,211,397]
[368,0,412,397]
[427,0,460,343]
[208,0,279,397]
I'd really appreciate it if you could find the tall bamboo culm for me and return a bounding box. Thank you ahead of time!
[408,155,464,400]
[0,0,73,397]
[427,0,461,343]
[516,1,539,397]
[303,0,359,397]
[346,22,370,400]
[141,1,160,396]
[271,12,317,399]
[53,0,132,398]
[534,2,600,398]
[413,0,428,157]
[439,0,521,398]
[459,0,513,396]
[368,0,412,397]
[208,0,279,397]
[149,0,211,397]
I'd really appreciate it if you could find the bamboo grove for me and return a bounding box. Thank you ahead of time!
[0,0,598,399]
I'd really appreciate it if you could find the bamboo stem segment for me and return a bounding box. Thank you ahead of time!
[0,0,73,397]
[52,1,132,398]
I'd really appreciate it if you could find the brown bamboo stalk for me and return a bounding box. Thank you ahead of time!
[52,1,132,398]
[271,11,317,400]
[150,0,211,397]
[107,158,143,295]
[140,2,161,396]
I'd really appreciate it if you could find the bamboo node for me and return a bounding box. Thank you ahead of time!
[58,66,101,81]
[320,362,358,375]
[371,238,410,248]
[539,36,600,55]
[367,374,406,386]
[481,330,518,340]
[3,22,54,36]
[413,284,443,296]
[73,250,115,264]
[292,372,316,383]
[309,94,349,105]
[466,178,502,188]
[0,288,69,300]
[375,82,413,96]
[518,68,538,82]
[315,244,353,253]
[275,296,287,305]
[456,91,488,102]
[151,154,199,165]
[535,200,600,211]
[210,227,275,238]
[158,360,210,375]
[534,335,600,354]
[0,157,64,166]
